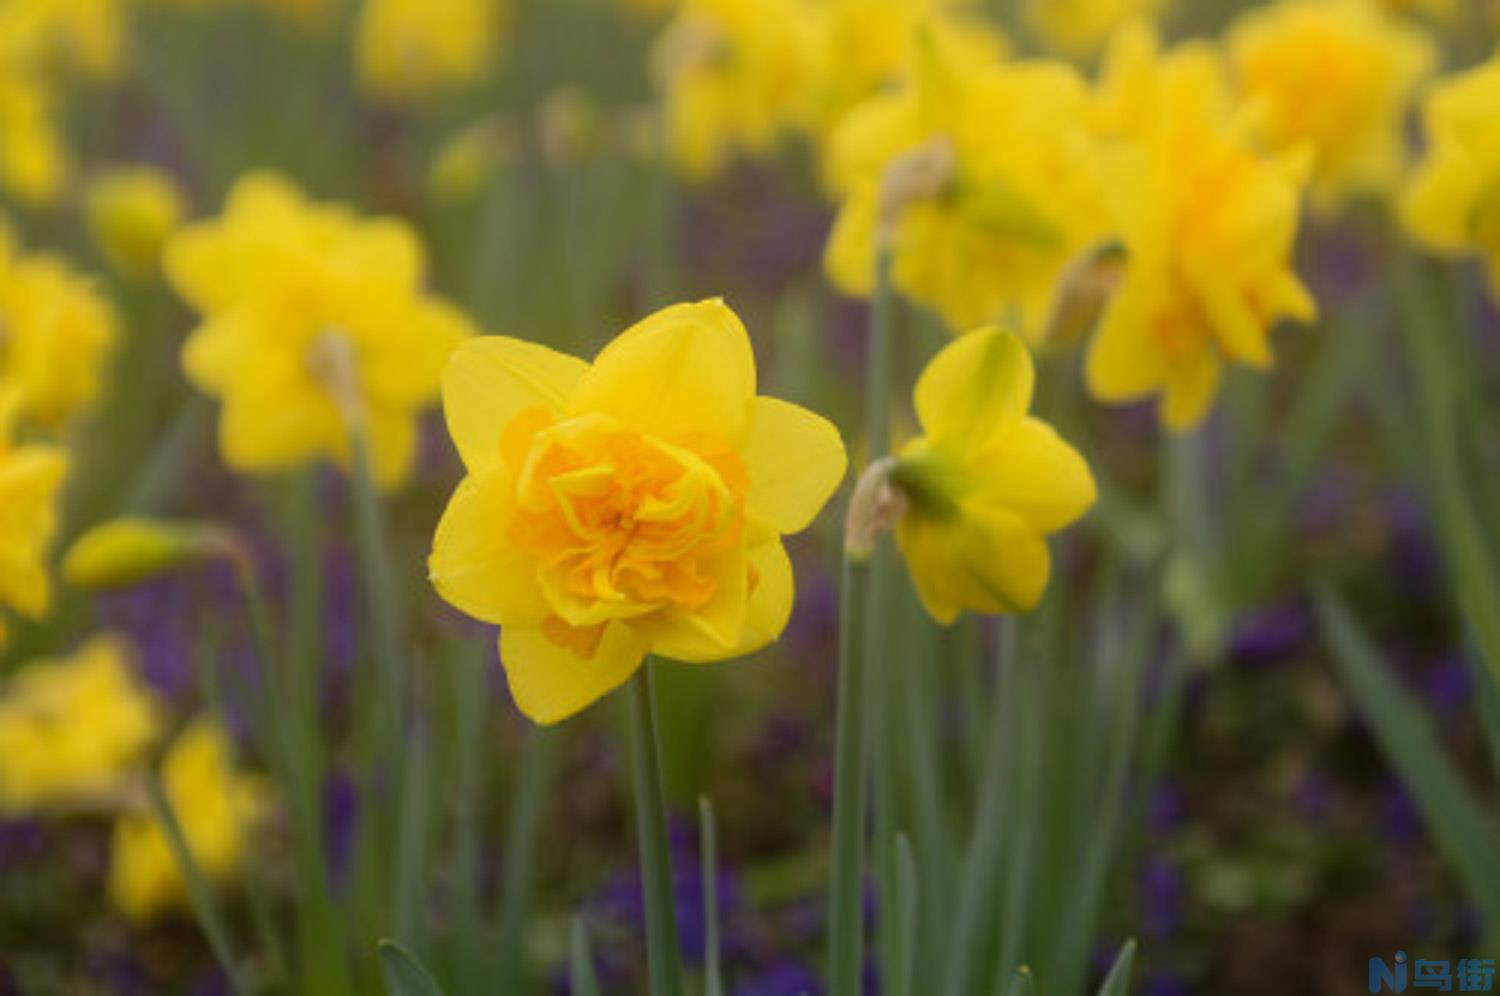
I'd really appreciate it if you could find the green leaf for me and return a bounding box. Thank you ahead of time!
[378,940,445,996]
[1097,939,1137,996]
[894,833,919,996]
[1316,591,1500,927]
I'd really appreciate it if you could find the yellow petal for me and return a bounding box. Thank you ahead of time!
[443,336,589,474]
[361,405,419,490]
[363,299,474,408]
[897,502,1052,623]
[429,472,548,625]
[648,540,794,663]
[1160,348,1223,432]
[499,621,649,724]
[1189,259,1272,370]
[181,314,253,394]
[823,187,880,298]
[1084,283,1165,402]
[569,299,757,444]
[741,397,847,534]
[914,327,1034,444]
[967,417,1097,532]
[333,218,423,292]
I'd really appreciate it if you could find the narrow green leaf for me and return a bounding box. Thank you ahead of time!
[392,726,432,954]
[570,916,602,996]
[378,940,445,996]
[494,724,560,989]
[144,774,249,995]
[1097,939,1137,996]
[700,797,725,996]
[1316,591,1500,926]
[894,833,919,996]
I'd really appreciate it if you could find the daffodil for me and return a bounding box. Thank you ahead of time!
[1401,52,1500,296]
[109,718,269,923]
[84,164,186,279]
[0,388,65,645]
[884,327,1095,621]
[1084,51,1317,431]
[650,0,820,181]
[0,222,120,430]
[0,636,161,812]
[1025,0,1168,58]
[429,299,847,724]
[0,0,126,81]
[164,172,475,488]
[429,115,513,204]
[355,0,505,104]
[0,72,68,205]
[824,31,1107,337]
[1228,0,1435,210]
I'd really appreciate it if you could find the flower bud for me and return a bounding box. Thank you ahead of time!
[84,166,185,279]
[63,518,229,591]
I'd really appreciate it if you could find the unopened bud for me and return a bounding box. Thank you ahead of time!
[63,518,235,591]
[878,135,956,246]
[844,457,908,561]
[1040,241,1125,347]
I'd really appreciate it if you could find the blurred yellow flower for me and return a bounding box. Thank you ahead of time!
[355,0,505,104]
[1085,55,1317,431]
[0,636,160,812]
[0,389,65,644]
[429,299,847,724]
[889,328,1095,621]
[0,0,125,81]
[85,165,186,279]
[1025,0,1168,58]
[164,171,475,488]
[0,226,118,429]
[651,0,819,181]
[1401,52,1500,296]
[824,32,1106,337]
[109,718,269,923]
[1228,0,1435,210]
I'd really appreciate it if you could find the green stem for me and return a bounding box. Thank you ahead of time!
[827,552,873,996]
[700,797,724,996]
[866,247,897,458]
[627,662,685,996]
[494,724,559,990]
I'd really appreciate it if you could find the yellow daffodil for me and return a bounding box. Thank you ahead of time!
[0,389,65,645]
[164,172,475,488]
[885,327,1095,621]
[1025,0,1168,58]
[109,718,269,923]
[650,0,820,181]
[1228,0,1435,210]
[429,115,513,204]
[429,299,847,724]
[0,0,125,81]
[1401,52,1500,296]
[0,636,161,812]
[355,0,505,104]
[0,223,119,430]
[1084,52,1317,431]
[84,164,186,279]
[824,31,1107,337]
[1088,22,1225,144]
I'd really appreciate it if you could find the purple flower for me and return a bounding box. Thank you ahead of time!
[732,958,822,996]
[1228,600,1311,667]
[1139,858,1184,939]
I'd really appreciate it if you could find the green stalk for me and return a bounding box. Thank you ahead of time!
[827,552,873,996]
[627,662,686,996]
[700,797,725,996]
[494,725,560,990]
[867,247,897,457]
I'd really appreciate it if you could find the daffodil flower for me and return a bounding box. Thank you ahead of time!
[429,299,847,724]
[355,0,505,104]
[1402,51,1500,297]
[1025,0,1168,58]
[1084,49,1316,431]
[1229,0,1435,211]
[165,172,475,487]
[85,164,186,279]
[884,327,1095,622]
[0,636,161,813]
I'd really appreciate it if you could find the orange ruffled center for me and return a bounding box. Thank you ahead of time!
[504,408,748,656]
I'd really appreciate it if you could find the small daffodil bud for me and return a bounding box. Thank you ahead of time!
[62,518,232,592]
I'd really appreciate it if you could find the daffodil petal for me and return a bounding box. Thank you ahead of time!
[896,503,1051,623]
[741,397,847,535]
[1160,348,1223,432]
[429,472,548,625]
[968,417,1097,532]
[915,326,1034,443]
[568,299,756,444]
[499,621,648,725]
[1084,283,1165,402]
[649,541,793,663]
[442,336,589,474]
